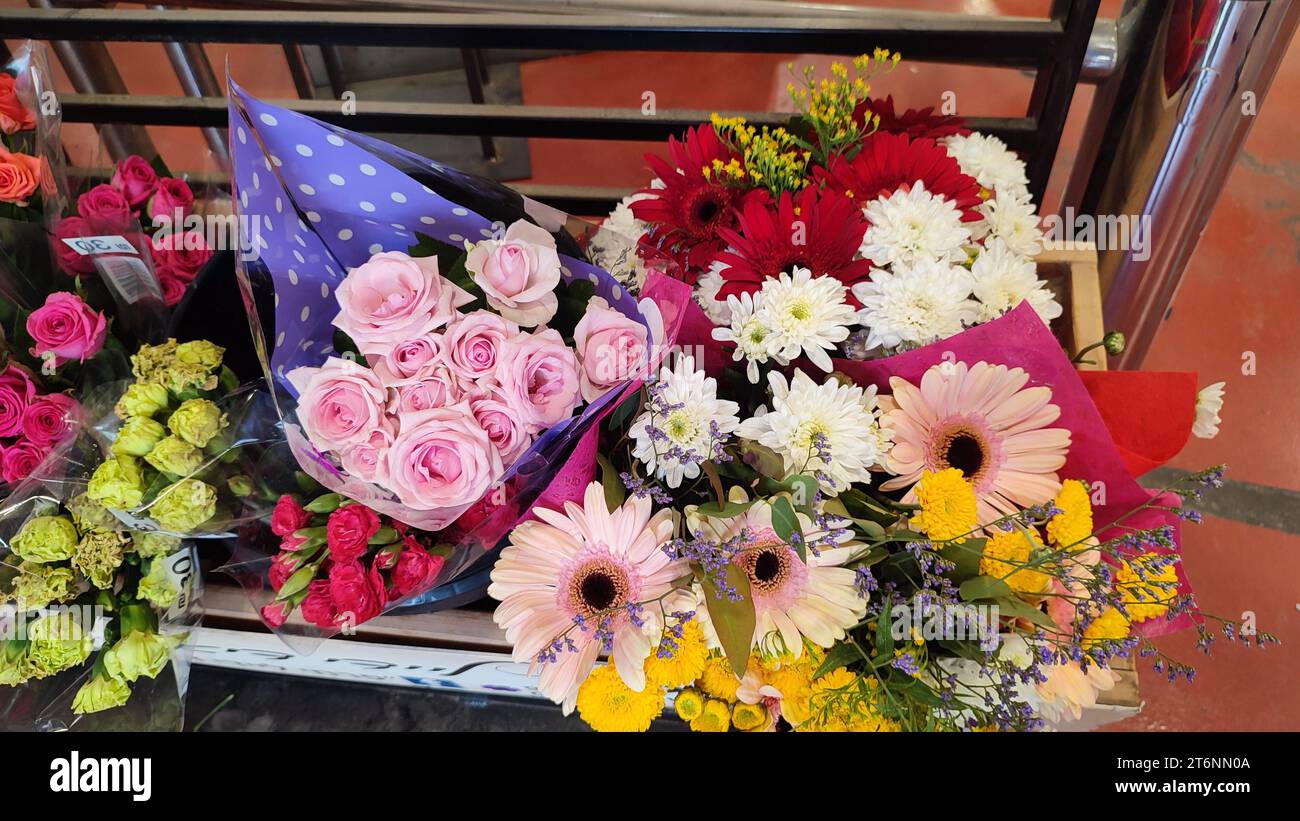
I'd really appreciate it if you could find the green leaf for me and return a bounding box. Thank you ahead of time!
[994,596,1059,632]
[959,575,1016,603]
[368,527,399,545]
[595,453,625,512]
[695,497,756,519]
[813,641,860,679]
[939,537,986,582]
[605,388,642,432]
[701,564,755,680]
[874,600,894,657]
[149,154,174,179]
[771,496,800,550]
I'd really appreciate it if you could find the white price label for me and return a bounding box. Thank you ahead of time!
[60,234,139,256]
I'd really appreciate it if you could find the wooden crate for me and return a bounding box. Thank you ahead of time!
[193,241,1140,725]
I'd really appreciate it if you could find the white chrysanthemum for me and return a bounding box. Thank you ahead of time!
[590,192,652,291]
[851,258,980,350]
[630,355,740,487]
[694,259,733,326]
[970,239,1062,325]
[755,266,856,372]
[974,192,1044,257]
[859,181,972,267]
[712,291,776,384]
[1193,381,1226,439]
[943,133,1029,197]
[737,369,888,493]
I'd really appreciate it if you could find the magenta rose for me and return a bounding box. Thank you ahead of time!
[392,543,445,598]
[77,183,133,233]
[444,310,519,382]
[497,327,581,431]
[158,270,188,307]
[574,296,648,402]
[328,561,385,626]
[151,233,212,282]
[51,216,97,277]
[464,219,562,326]
[288,356,389,453]
[300,580,338,629]
[0,364,37,438]
[147,177,194,221]
[111,155,159,208]
[340,428,393,485]
[388,366,460,415]
[333,251,473,350]
[468,385,532,466]
[326,503,381,564]
[20,393,79,447]
[26,291,108,367]
[271,494,313,537]
[2,439,46,484]
[384,403,503,511]
[367,333,444,385]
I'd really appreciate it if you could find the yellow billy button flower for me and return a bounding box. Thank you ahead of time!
[1046,479,1093,549]
[575,664,665,733]
[674,687,705,722]
[1116,555,1180,622]
[644,620,708,689]
[909,468,979,543]
[732,701,769,731]
[689,698,732,732]
[980,527,1052,596]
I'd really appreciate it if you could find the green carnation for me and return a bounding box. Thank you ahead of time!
[0,648,34,686]
[72,674,132,714]
[114,382,171,420]
[111,416,167,457]
[8,562,78,611]
[130,339,178,382]
[73,528,129,590]
[87,455,146,510]
[10,514,80,563]
[167,398,226,448]
[149,479,217,533]
[160,362,219,394]
[132,531,181,559]
[136,559,178,608]
[67,493,116,532]
[174,340,225,370]
[144,435,204,476]
[26,611,92,676]
[103,630,177,683]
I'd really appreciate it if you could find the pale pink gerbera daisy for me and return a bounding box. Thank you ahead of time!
[488,481,688,713]
[878,361,1070,524]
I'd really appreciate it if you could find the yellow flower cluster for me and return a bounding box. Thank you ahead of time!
[980,527,1052,596]
[786,49,900,162]
[1082,607,1132,649]
[910,468,979,543]
[1046,479,1094,549]
[1116,554,1180,622]
[709,113,810,196]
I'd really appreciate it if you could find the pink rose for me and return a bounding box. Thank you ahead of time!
[340,428,393,485]
[20,393,79,447]
[328,561,385,626]
[573,296,648,402]
[465,220,562,326]
[0,364,37,438]
[468,384,532,466]
[300,580,338,628]
[260,601,291,629]
[444,310,519,381]
[158,271,188,307]
[333,251,472,350]
[496,328,581,431]
[271,494,313,536]
[77,183,133,233]
[147,177,194,221]
[151,233,212,282]
[326,503,381,564]
[392,542,445,598]
[51,216,97,277]
[111,155,159,208]
[26,291,108,367]
[384,403,503,511]
[368,333,444,385]
[388,366,460,415]
[1,439,46,484]
[288,357,389,453]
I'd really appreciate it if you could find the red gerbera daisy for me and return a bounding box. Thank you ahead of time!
[816,131,985,222]
[714,185,872,302]
[854,95,970,141]
[630,124,746,281]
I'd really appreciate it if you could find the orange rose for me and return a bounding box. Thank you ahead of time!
[0,73,36,135]
[0,146,41,205]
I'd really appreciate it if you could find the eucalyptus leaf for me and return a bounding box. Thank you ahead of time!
[701,564,755,680]
[959,575,1016,603]
[596,453,625,512]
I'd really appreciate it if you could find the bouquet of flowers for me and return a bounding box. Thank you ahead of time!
[223,86,691,634]
[483,53,1273,732]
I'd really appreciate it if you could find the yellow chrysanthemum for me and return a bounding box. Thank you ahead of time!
[801,669,897,732]
[696,655,743,702]
[674,687,704,721]
[690,698,732,732]
[644,621,708,688]
[1116,556,1180,622]
[575,664,665,733]
[909,468,979,543]
[763,664,816,725]
[1082,607,1131,649]
[732,702,769,731]
[1046,479,1093,548]
[980,528,1052,596]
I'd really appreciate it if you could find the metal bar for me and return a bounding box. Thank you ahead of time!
[282,43,317,100]
[319,45,348,99]
[0,8,1064,66]
[1023,0,1102,204]
[460,47,498,162]
[151,5,229,169]
[152,0,904,19]
[55,93,1037,146]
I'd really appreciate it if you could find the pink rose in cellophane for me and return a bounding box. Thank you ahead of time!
[384,403,504,513]
[288,356,390,453]
[574,295,650,402]
[465,219,563,327]
[334,251,473,350]
[497,327,581,432]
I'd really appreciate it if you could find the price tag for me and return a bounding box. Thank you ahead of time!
[60,234,139,256]
[162,546,201,624]
[94,256,163,305]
